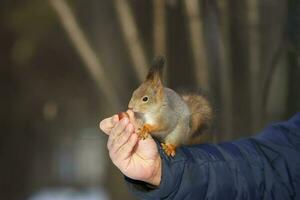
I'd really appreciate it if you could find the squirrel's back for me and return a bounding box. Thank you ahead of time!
[164,88,213,134]
[164,88,190,118]
[181,94,213,134]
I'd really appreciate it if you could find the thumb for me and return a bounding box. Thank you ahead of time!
[99,114,119,135]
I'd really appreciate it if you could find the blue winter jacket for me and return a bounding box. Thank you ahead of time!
[125,113,300,200]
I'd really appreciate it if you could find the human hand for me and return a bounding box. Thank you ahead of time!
[99,110,161,186]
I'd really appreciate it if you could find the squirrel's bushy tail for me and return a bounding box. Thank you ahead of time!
[181,94,213,134]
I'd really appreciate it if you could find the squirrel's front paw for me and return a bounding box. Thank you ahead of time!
[161,143,176,157]
[137,124,151,140]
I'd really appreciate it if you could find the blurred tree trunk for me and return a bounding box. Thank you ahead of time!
[0,27,25,200]
[183,0,210,90]
[216,0,233,140]
[260,0,288,123]
[286,0,300,117]
[287,51,300,117]
[229,0,252,136]
[153,0,168,82]
[114,0,148,82]
[153,0,166,57]
[165,1,196,90]
[201,0,222,142]
[247,0,262,132]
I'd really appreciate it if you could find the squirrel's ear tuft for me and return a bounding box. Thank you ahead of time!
[146,56,165,81]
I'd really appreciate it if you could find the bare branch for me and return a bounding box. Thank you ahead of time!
[114,0,148,81]
[153,0,167,82]
[48,0,121,109]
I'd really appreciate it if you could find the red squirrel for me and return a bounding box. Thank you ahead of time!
[125,56,213,157]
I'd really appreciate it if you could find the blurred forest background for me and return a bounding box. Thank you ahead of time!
[0,0,299,199]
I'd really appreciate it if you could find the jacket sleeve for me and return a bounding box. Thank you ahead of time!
[125,113,300,200]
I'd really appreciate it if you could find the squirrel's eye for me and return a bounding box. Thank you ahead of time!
[142,96,149,102]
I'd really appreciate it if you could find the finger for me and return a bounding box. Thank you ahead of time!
[111,117,129,138]
[107,118,129,149]
[111,123,134,154]
[99,115,119,135]
[127,109,134,120]
[99,114,118,134]
[127,110,138,129]
[118,133,138,160]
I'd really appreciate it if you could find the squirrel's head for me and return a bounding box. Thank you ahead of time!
[128,56,165,114]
